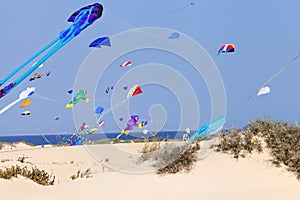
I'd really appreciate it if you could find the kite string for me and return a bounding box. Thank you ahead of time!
[164,4,190,15]
[96,99,128,123]
[262,54,300,87]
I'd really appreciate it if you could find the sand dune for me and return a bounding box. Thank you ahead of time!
[0,143,299,200]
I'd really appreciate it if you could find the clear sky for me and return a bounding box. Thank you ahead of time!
[0,0,300,136]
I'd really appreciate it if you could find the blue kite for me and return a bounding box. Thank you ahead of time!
[95,106,104,114]
[89,37,111,48]
[189,116,226,141]
[0,3,103,99]
[168,32,180,39]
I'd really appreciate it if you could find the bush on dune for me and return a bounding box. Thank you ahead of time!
[214,118,300,180]
[155,142,200,174]
[0,165,55,186]
[213,128,263,158]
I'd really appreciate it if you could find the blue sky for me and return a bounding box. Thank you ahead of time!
[0,0,300,135]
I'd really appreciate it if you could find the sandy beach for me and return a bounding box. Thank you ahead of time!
[0,142,299,200]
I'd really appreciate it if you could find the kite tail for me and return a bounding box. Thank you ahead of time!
[0,34,75,99]
[0,98,22,115]
[0,37,60,86]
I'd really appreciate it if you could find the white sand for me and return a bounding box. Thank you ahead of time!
[0,142,299,200]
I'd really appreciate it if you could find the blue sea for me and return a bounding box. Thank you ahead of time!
[0,131,187,146]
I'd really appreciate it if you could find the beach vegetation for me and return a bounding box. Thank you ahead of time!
[0,165,55,186]
[214,118,300,180]
[151,142,200,174]
[138,138,161,161]
[213,128,263,159]
[70,168,92,180]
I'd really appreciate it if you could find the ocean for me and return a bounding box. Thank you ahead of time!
[0,131,187,145]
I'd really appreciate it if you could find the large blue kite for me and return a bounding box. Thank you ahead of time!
[0,3,103,99]
[189,116,226,141]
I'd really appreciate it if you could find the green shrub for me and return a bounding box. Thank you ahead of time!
[152,142,200,174]
[0,165,55,186]
[214,118,300,180]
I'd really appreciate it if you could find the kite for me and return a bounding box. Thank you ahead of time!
[247,54,300,100]
[121,115,147,135]
[54,116,60,120]
[123,86,128,90]
[29,72,42,81]
[95,106,104,114]
[21,111,31,116]
[20,99,31,108]
[105,86,113,93]
[120,61,132,67]
[89,37,111,48]
[257,86,271,96]
[98,120,105,127]
[189,116,226,141]
[88,128,99,134]
[67,90,73,94]
[127,84,143,98]
[45,71,51,76]
[168,32,180,39]
[70,139,83,146]
[29,71,50,81]
[66,90,90,108]
[0,87,35,115]
[0,3,103,99]
[79,122,89,132]
[217,44,235,55]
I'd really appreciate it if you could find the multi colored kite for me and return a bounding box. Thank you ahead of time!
[217,44,235,55]
[89,37,111,48]
[21,111,31,116]
[0,3,103,99]
[0,87,35,115]
[120,61,132,67]
[105,86,113,93]
[98,120,105,127]
[189,116,226,141]
[79,122,89,132]
[66,90,90,108]
[127,84,143,98]
[29,71,50,81]
[88,128,99,134]
[29,72,42,81]
[121,115,148,135]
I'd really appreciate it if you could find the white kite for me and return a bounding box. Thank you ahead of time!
[0,87,35,115]
[257,86,270,96]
